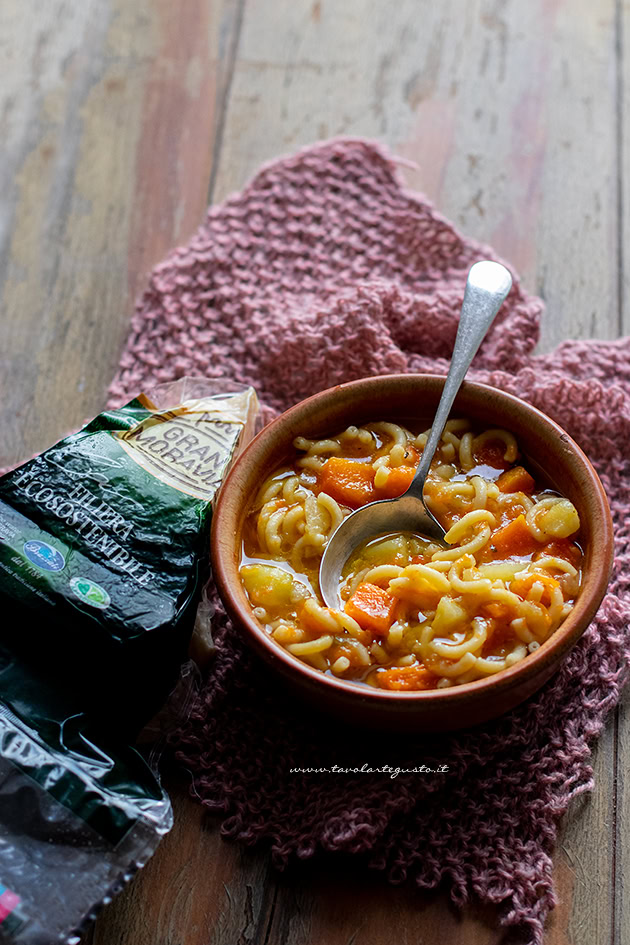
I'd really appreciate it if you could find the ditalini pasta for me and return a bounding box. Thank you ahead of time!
[239,420,583,690]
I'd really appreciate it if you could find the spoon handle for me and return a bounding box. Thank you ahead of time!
[405,260,513,501]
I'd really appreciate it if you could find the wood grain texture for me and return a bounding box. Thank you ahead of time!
[0,0,241,469]
[614,692,630,945]
[614,4,630,932]
[0,1,626,944]
[87,779,275,945]
[263,859,503,945]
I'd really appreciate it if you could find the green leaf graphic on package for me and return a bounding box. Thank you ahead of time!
[70,576,110,609]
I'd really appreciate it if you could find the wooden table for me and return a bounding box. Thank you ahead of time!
[1,2,628,942]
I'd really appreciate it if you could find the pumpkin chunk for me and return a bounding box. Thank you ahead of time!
[318,457,375,508]
[377,664,436,691]
[490,514,539,558]
[345,582,397,636]
[496,466,535,494]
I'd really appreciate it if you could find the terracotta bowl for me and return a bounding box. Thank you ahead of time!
[211,374,614,731]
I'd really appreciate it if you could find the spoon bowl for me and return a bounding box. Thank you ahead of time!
[318,493,446,609]
[319,260,513,609]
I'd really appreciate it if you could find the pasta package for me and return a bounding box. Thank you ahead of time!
[0,377,258,943]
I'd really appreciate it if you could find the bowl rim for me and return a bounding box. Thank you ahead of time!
[212,373,614,706]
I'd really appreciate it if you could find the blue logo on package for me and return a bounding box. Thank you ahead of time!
[23,540,66,572]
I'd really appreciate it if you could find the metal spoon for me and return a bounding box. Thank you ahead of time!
[319,260,513,609]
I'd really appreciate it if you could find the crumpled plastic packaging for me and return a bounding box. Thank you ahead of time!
[0,377,258,944]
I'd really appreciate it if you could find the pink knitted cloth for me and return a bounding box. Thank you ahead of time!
[109,140,630,943]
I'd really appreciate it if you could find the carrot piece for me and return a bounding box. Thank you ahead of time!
[345,582,397,636]
[496,466,536,494]
[374,446,420,499]
[318,457,375,509]
[376,464,416,499]
[377,663,436,691]
[489,514,539,558]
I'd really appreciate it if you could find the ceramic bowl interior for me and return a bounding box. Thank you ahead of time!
[211,375,614,730]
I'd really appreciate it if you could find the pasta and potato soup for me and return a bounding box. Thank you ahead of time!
[239,419,583,691]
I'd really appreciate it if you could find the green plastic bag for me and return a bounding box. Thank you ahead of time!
[0,378,258,943]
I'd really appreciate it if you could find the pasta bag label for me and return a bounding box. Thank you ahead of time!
[116,393,247,501]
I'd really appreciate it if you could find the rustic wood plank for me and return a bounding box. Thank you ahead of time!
[619,0,628,337]
[89,778,275,945]
[397,0,621,356]
[550,725,617,945]
[0,0,242,469]
[614,693,629,945]
[613,10,629,942]
[263,857,502,945]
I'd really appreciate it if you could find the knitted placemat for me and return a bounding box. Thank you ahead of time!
[109,139,630,943]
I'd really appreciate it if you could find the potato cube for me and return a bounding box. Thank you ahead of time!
[362,535,409,567]
[540,500,580,539]
[240,564,294,608]
[431,597,468,637]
